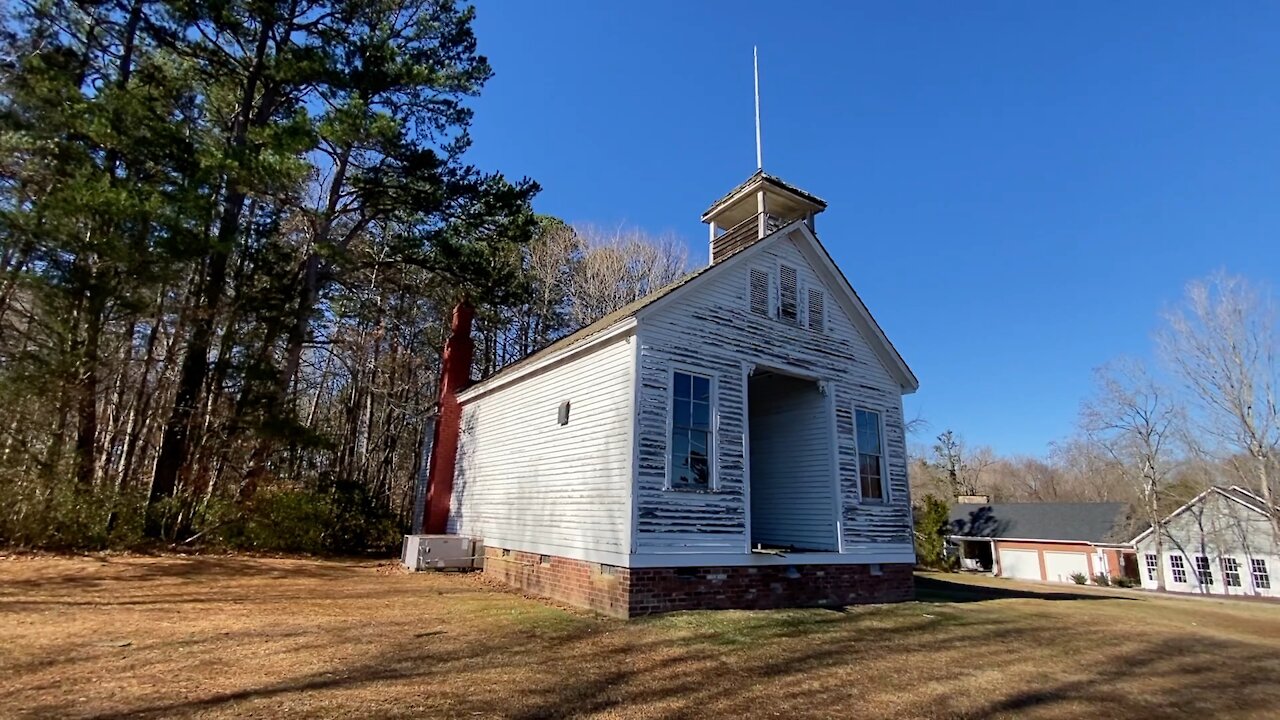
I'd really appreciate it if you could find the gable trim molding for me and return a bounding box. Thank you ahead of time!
[455,319,637,403]
[1129,486,1273,545]
[635,219,919,393]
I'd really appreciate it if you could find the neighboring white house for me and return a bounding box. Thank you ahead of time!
[426,171,921,617]
[1132,486,1277,599]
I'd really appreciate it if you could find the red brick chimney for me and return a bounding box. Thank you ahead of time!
[423,300,474,534]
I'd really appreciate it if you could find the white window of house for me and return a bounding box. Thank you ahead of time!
[749,268,771,317]
[779,264,799,324]
[807,287,825,332]
[1170,555,1187,584]
[1194,555,1214,586]
[855,408,885,501]
[1221,557,1242,587]
[669,371,713,491]
[1144,553,1159,581]
[1252,558,1271,589]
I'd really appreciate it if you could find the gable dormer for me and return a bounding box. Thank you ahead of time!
[702,170,826,264]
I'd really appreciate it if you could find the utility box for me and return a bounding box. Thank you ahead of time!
[401,534,480,571]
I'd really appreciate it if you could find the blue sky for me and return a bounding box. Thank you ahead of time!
[463,2,1280,457]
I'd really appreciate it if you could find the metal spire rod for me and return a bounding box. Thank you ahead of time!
[754,46,762,170]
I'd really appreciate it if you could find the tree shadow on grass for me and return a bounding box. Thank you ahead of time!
[914,574,1132,603]
[9,560,1280,720]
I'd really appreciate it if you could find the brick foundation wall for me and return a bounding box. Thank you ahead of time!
[627,562,914,615]
[483,547,913,618]
[483,548,631,618]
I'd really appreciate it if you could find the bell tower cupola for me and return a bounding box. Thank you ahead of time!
[701,171,826,264]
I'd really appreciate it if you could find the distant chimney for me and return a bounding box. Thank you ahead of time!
[701,170,826,264]
[956,494,990,504]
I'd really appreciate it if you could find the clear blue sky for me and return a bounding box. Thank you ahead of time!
[463,2,1280,457]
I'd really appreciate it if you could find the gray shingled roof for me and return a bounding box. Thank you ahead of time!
[948,502,1134,544]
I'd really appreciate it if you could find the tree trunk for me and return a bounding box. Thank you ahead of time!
[147,15,278,530]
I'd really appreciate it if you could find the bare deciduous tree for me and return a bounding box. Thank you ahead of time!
[1081,358,1179,590]
[567,224,689,326]
[1158,272,1280,537]
[929,429,994,498]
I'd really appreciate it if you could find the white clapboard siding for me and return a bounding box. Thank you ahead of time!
[635,233,913,554]
[1135,489,1279,598]
[448,333,635,561]
[748,377,837,550]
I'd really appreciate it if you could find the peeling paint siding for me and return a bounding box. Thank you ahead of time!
[635,236,914,553]
[448,334,634,559]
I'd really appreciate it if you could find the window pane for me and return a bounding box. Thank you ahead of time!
[674,372,691,399]
[693,375,711,402]
[692,400,710,429]
[856,410,882,454]
[860,454,883,500]
[690,438,709,487]
[671,432,689,467]
[860,471,883,500]
[674,399,691,428]
[860,454,882,480]
[689,429,707,457]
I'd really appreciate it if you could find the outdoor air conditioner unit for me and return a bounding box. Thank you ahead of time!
[401,534,481,571]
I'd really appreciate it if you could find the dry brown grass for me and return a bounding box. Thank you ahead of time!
[2,555,1278,719]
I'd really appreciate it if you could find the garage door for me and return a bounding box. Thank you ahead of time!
[998,549,1041,581]
[1042,551,1090,583]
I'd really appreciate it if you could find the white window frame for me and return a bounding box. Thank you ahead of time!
[1144,553,1159,582]
[1169,554,1187,584]
[1221,557,1242,587]
[1251,558,1271,590]
[664,366,717,492]
[1194,555,1214,586]
[852,405,889,504]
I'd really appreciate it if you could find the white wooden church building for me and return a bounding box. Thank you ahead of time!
[418,171,920,617]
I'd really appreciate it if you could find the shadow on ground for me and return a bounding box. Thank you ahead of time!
[3,557,1278,720]
[914,574,1132,603]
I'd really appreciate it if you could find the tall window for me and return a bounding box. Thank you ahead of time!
[1221,557,1242,587]
[670,371,712,490]
[1252,558,1271,590]
[1194,555,1214,586]
[1145,553,1159,582]
[855,408,885,501]
[1170,555,1187,584]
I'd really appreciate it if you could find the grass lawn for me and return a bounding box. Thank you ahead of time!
[2,556,1278,719]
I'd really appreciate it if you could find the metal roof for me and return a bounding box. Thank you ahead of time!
[948,502,1135,544]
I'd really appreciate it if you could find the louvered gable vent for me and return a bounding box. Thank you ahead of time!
[779,264,799,323]
[749,268,770,316]
[808,287,825,332]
